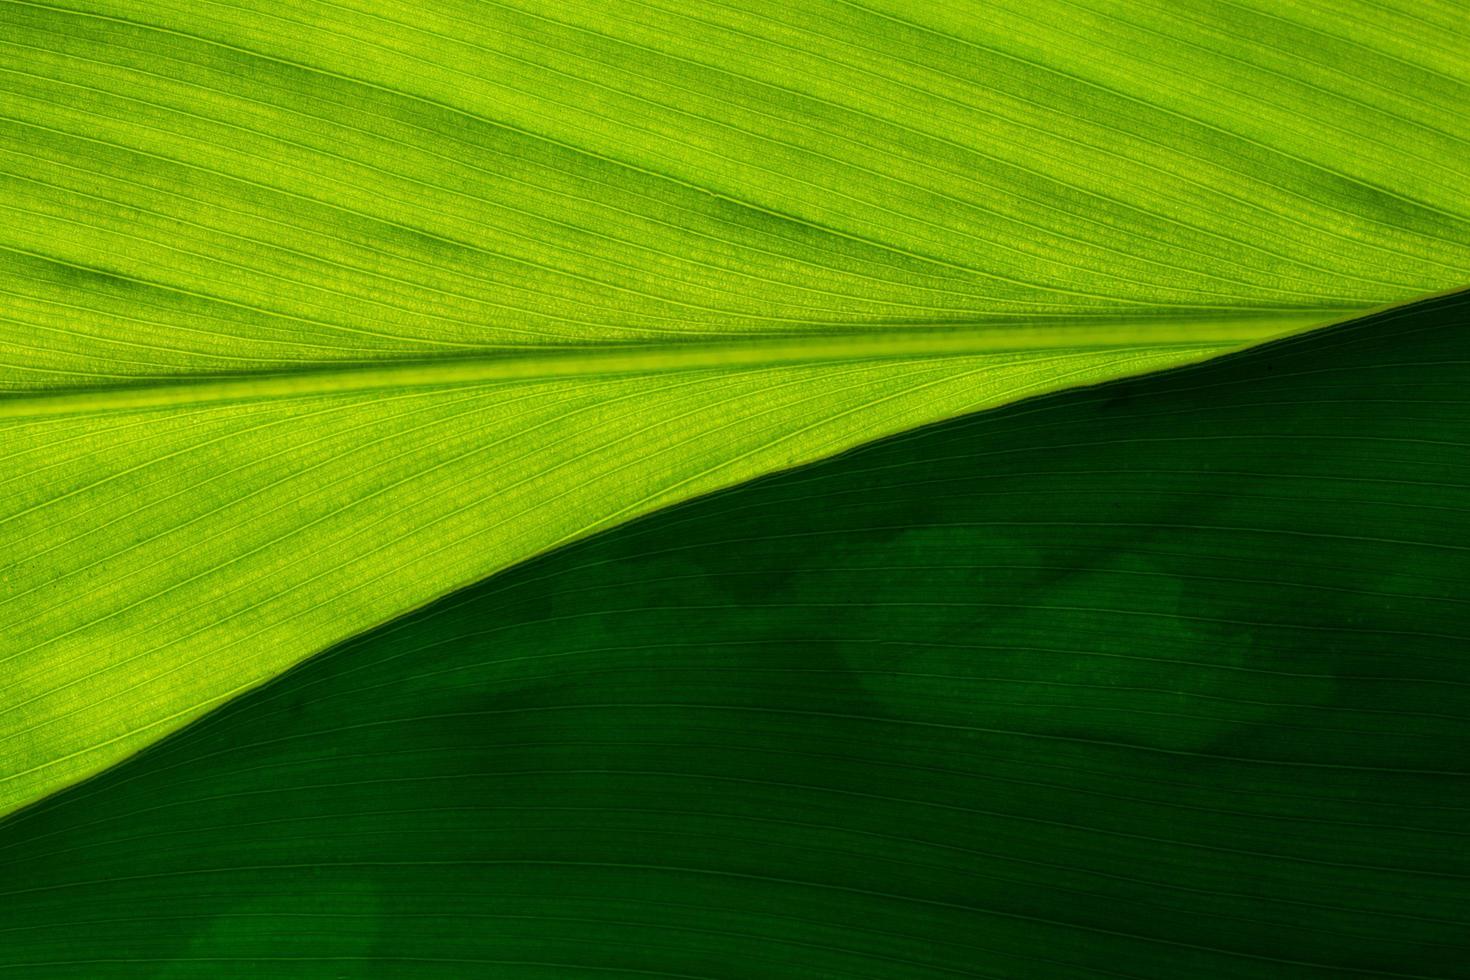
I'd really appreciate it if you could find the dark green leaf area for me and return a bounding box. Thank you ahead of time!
[3,292,1469,978]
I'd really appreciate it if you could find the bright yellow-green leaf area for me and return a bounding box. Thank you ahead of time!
[1,0,1467,815]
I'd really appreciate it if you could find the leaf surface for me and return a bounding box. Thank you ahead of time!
[2,0,1468,813]
[2,292,1467,977]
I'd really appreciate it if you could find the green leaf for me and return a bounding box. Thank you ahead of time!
[2,0,1467,814]
[3,291,1467,977]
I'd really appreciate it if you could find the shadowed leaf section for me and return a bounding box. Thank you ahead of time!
[1,294,1467,977]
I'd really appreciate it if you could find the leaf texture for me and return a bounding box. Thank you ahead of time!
[2,0,1469,813]
[2,291,1467,977]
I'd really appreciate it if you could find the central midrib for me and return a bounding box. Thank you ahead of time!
[0,311,1341,418]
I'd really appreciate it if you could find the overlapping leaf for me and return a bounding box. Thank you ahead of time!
[3,293,1467,976]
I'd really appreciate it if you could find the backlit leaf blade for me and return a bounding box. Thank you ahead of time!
[2,0,1468,815]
